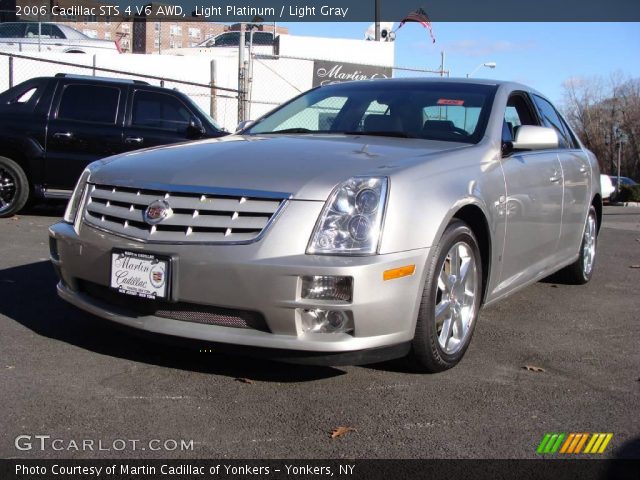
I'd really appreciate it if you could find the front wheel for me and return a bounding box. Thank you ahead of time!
[559,206,598,285]
[407,220,483,373]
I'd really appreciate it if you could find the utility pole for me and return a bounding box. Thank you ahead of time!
[617,138,623,194]
[237,23,246,123]
[440,51,445,77]
[374,0,380,41]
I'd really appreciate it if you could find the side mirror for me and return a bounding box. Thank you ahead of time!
[235,120,254,133]
[187,117,205,138]
[511,125,558,151]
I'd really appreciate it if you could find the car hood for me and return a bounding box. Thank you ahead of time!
[91,134,472,201]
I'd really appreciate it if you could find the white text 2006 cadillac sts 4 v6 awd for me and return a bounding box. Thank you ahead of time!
[49,78,601,372]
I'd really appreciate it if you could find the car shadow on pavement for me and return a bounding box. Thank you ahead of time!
[0,260,346,383]
[21,201,67,218]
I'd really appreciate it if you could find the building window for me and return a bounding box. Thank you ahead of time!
[188,27,201,39]
[104,32,111,39]
[154,22,160,31]
[170,24,181,36]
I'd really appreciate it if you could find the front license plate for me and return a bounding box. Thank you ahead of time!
[110,250,170,300]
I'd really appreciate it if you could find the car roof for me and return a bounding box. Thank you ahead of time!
[319,77,540,96]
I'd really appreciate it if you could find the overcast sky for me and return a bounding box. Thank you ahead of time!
[285,22,640,104]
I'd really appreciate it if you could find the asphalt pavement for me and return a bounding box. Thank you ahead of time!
[0,204,638,459]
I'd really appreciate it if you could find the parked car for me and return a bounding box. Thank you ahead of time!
[166,30,278,56]
[0,22,119,54]
[610,176,638,202]
[0,74,227,217]
[49,78,601,372]
[611,176,638,188]
[197,31,276,48]
[600,174,615,200]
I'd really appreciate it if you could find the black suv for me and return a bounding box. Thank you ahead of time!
[0,74,227,217]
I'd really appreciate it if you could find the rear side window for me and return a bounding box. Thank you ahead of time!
[532,95,577,149]
[58,85,120,124]
[0,81,41,108]
[132,91,192,131]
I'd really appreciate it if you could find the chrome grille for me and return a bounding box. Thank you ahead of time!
[83,184,288,243]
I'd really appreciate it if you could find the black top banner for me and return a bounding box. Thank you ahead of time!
[5,0,640,22]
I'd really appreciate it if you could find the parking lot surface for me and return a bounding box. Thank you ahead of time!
[1,204,638,459]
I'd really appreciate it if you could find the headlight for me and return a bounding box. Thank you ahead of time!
[63,168,91,224]
[307,177,388,255]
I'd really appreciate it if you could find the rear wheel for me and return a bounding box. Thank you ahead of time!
[407,220,483,372]
[0,156,30,218]
[559,206,598,285]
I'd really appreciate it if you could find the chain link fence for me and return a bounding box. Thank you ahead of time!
[1,49,448,130]
[0,51,240,130]
[246,53,448,121]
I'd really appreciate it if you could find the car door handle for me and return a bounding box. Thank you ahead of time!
[53,132,73,139]
[549,171,562,183]
[579,164,589,174]
[125,137,144,145]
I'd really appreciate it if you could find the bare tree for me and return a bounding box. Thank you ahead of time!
[562,74,640,180]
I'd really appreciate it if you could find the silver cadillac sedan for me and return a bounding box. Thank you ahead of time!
[49,79,601,372]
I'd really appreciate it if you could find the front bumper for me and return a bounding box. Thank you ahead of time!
[49,208,429,362]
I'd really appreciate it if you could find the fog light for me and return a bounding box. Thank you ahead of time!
[301,276,353,302]
[300,309,354,334]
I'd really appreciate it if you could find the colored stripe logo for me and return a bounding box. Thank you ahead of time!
[537,433,613,454]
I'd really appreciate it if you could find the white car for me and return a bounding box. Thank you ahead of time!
[165,31,280,56]
[0,22,119,54]
[600,174,615,199]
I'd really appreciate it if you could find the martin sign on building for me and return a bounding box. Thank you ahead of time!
[312,60,392,87]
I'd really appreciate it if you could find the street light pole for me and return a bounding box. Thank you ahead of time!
[466,62,496,78]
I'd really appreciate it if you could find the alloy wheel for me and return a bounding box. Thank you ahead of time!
[582,212,597,277]
[434,242,479,355]
[0,167,17,214]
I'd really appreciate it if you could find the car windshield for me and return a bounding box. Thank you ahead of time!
[246,81,498,144]
[612,177,637,186]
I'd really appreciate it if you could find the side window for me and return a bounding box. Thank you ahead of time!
[216,33,239,46]
[532,95,573,149]
[503,94,538,142]
[1,83,40,106]
[46,25,65,39]
[132,91,193,132]
[13,87,38,104]
[0,24,25,38]
[253,32,273,45]
[58,85,120,124]
[25,24,45,38]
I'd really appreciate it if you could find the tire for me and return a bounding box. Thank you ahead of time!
[558,206,598,285]
[407,220,483,373]
[0,156,30,218]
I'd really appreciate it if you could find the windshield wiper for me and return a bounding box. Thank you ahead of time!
[261,128,316,134]
[343,131,414,138]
